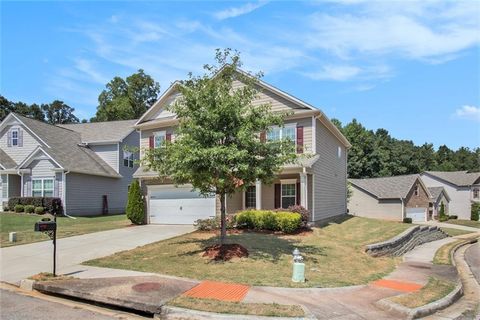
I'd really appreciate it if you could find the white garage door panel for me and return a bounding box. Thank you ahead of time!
[406,208,426,222]
[148,185,215,224]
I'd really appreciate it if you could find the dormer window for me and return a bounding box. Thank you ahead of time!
[7,128,22,147]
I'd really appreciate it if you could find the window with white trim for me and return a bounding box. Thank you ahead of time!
[281,183,296,209]
[11,129,19,146]
[32,178,54,197]
[123,150,134,168]
[154,131,166,148]
[267,124,296,144]
[245,186,256,208]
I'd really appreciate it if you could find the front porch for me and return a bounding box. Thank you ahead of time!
[226,172,313,216]
[0,173,21,211]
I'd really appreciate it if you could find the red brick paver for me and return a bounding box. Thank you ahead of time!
[183,280,250,302]
[371,279,423,292]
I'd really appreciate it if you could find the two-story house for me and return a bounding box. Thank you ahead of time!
[0,113,139,216]
[421,171,480,220]
[133,71,351,225]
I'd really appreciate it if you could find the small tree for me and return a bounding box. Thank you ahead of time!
[144,49,296,245]
[471,202,480,221]
[439,201,447,221]
[126,180,145,225]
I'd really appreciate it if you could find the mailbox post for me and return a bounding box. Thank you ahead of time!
[34,216,57,276]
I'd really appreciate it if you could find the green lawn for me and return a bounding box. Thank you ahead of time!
[440,227,475,237]
[0,212,130,247]
[85,216,410,288]
[444,219,480,229]
[390,277,455,308]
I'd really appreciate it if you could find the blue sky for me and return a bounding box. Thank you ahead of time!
[1,1,479,150]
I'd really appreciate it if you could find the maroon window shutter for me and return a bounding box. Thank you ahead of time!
[274,184,281,209]
[296,126,303,153]
[149,136,154,149]
[296,182,301,205]
[166,133,172,142]
[260,131,266,143]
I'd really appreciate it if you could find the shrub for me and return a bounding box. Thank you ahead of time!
[24,205,35,214]
[8,197,63,216]
[287,205,310,225]
[195,217,219,231]
[439,201,447,222]
[403,217,412,223]
[276,212,301,233]
[126,180,145,225]
[471,203,480,221]
[448,215,458,220]
[14,204,24,213]
[439,215,449,222]
[236,210,256,229]
[262,211,278,230]
[34,207,45,215]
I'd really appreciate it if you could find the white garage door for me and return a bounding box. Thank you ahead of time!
[148,185,216,224]
[406,208,426,222]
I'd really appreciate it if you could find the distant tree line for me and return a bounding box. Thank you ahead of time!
[332,119,480,178]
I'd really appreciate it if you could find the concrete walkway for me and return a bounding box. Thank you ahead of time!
[422,221,480,233]
[0,224,194,284]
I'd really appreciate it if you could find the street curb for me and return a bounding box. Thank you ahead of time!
[374,239,477,319]
[157,305,316,320]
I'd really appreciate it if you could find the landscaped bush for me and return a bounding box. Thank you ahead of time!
[236,210,301,233]
[438,202,447,222]
[448,215,458,220]
[287,205,310,225]
[195,217,219,231]
[34,207,45,215]
[471,203,480,221]
[276,212,301,233]
[126,180,145,225]
[439,215,449,222]
[8,197,63,216]
[403,217,412,223]
[24,205,35,214]
[14,204,24,213]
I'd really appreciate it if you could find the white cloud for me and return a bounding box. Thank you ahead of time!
[455,105,480,122]
[73,58,109,84]
[213,1,267,20]
[303,65,361,81]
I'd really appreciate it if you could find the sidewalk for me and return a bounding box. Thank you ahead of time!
[422,220,480,233]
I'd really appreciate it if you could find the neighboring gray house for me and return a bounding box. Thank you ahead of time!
[421,171,480,220]
[427,187,450,220]
[133,70,351,225]
[0,113,139,216]
[348,174,432,222]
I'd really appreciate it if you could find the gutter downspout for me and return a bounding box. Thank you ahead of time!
[62,171,76,219]
[400,198,405,220]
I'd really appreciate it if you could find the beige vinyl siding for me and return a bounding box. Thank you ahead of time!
[283,117,313,154]
[226,190,243,213]
[139,127,176,159]
[312,118,347,221]
[348,185,403,221]
[0,125,41,164]
[90,144,119,173]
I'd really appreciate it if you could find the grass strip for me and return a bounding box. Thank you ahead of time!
[168,296,305,317]
[389,277,455,308]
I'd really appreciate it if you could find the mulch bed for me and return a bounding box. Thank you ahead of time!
[202,244,249,261]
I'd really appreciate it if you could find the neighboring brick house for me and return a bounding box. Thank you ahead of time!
[348,174,432,222]
[421,171,480,220]
[0,113,139,215]
[133,69,351,225]
[428,187,450,220]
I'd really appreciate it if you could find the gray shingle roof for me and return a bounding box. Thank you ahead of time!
[349,174,421,199]
[424,171,480,187]
[0,148,17,169]
[428,187,449,202]
[58,119,137,143]
[14,114,120,178]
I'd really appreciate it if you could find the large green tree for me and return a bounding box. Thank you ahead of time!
[144,50,296,244]
[93,69,160,121]
[42,100,79,124]
[1,95,44,121]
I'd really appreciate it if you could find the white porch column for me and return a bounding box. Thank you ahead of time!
[300,173,307,208]
[255,179,262,210]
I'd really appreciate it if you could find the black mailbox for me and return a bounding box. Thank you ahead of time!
[34,221,57,232]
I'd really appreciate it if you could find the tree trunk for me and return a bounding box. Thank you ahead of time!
[220,192,226,246]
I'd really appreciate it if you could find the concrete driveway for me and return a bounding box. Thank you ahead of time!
[0,224,194,285]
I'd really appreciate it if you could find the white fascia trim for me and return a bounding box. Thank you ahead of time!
[135,81,181,126]
[311,116,317,154]
[84,140,120,145]
[17,146,64,170]
[0,163,5,170]
[1,113,51,148]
